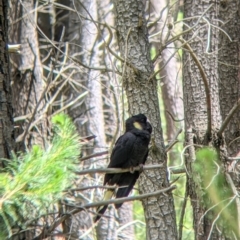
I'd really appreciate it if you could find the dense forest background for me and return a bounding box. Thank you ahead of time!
[0,0,240,239]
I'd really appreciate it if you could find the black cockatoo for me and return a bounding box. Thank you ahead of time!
[94,113,152,222]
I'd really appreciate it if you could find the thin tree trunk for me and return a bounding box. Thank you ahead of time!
[53,1,115,238]
[149,0,183,165]
[97,1,136,238]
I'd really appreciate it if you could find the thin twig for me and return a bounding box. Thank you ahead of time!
[166,110,184,122]
[225,173,240,237]
[65,185,127,192]
[170,168,186,174]
[80,150,109,161]
[84,185,176,208]
[75,164,164,175]
[166,128,182,152]
[218,98,240,137]
[178,181,188,240]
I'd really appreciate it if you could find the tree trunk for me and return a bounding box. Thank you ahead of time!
[0,0,14,162]
[183,0,240,239]
[53,1,115,238]
[114,0,178,239]
[149,0,183,165]
[8,0,51,238]
[218,2,240,156]
[183,1,221,239]
[9,0,46,151]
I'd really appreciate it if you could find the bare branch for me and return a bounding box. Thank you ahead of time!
[80,150,109,161]
[165,128,182,152]
[32,185,176,240]
[75,164,164,175]
[170,168,186,174]
[166,110,184,123]
[178,182,188,240]
[218,98,240,137]
[66,185,125,192]
[225,173,240,236]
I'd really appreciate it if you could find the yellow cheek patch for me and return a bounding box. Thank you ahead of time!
[133,121,143,130]
[104,189,114,200]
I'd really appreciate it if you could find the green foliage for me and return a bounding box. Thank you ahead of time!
[133,191,146,239]
[193,147,238,237]
[0,114,81,237]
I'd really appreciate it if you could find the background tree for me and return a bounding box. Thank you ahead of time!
[0,0,14,161]
[3,0,240,239]
[182,0,240,239]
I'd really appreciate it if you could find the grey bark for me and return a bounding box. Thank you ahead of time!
[0,0,14,163]
[97,1,136,239]
[9,0,46,151]
[0,1,15,238]
[114,0,178,239]
[8,0,52,238]
[183,0,240,239]
[218,2,240,154]
[183,1,222,239]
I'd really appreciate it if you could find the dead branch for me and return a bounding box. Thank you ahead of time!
[15,25,66,143]
[32,185,176,240]
[178,182,188,240]
[218,98,240,137]
[170,168,186,174]
[66,185,127,192]
[166,110,184,123]
[75,164,164,175]
[80,150,109,161]
[166,128,182,152]
[225,173,240,235]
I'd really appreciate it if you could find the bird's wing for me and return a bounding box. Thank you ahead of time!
[108,131,136,168]
[103,132,136,186]
[142,150,149,165]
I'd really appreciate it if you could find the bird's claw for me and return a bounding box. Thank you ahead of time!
[139,164,144,173]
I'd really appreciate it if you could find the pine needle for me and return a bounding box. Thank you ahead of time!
[0,114,81,237]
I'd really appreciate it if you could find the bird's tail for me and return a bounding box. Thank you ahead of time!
[115,180,136,209]
[94,189,114,222]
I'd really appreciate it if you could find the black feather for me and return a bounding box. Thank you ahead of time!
[94,113,152,222]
